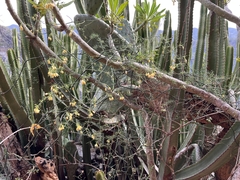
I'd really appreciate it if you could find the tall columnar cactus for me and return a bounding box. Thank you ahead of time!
[0,57,31,147]
[206,0,228,76]
[83,0,103,15]
[233,27,240,88]
[193,4,207,75]
[4,0,240,179]
[154,10,172,71]
[159,0,194,179]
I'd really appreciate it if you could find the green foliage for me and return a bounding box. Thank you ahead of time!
[134,0,165,23]
[27,0,52,17]
[83,0,103,15]
[107,0,128,25]
[134,0,165,35]
[2,0,240,179]
[154,10,172,71]
[193,4,207,75]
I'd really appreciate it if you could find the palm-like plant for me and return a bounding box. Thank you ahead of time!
[134,0,165,34]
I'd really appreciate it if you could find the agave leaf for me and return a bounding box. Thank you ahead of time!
[175,122,240,179]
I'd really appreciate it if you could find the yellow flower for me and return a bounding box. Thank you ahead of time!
[48,72,53,77]
[19,25,23,31]
[48,36,52,41]
[58,124,64,131]
[145,72,156,78]
[62,50,67,54]
[62,57,68,64]
[34,106,40,114]
[48,71,59,78]
[48,95,53,101]
[66,112,73,121]
[33,4,37,9]
[70,101,76,107]
[47,59,51,64]
[109,96,114,101]
[30,124,42,136]
[74,111,80,116]
[45,3,55,9]
[81,80,86,85]
[119,96,124,100]
[51,85,59,93]
[91,134,95,140]
[76,124,82,131]
[170,65,176,71]
[52,65,57,70]
[68,30,73,37]
[88,112,93,118]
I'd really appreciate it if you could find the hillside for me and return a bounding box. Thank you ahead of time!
[0,25,238,64]
[191,27,238,64]
[0,25,13,61]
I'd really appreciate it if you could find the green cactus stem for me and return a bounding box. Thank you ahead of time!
[83,0,103,15]
[74,14,134,56]
[193,4,207,74]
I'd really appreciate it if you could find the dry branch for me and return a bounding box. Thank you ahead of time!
[5,0,240,121]
[196,0,240,27]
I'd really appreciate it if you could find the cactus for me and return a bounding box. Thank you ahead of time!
[0,58,31,146]
[206,0,227,76]
[74,14,134,57]
[158,1,194,179]
[154,10,172,71]
[4,0,240,179]
[74,0,86,14]
[83,0,103,15]
[193,4,207,75]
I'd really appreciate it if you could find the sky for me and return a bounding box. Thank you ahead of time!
[0,0,240,30]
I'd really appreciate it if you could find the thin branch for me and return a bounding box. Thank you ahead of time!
[6,0,240,121]
[50,1,123,69]
[0,127,30,145]
[45,10,65,31]
[196,0,240,27]
[88,77,141,110]
[133,21,147,33]
[31,1,240,121]
[107,34,121,60]
[174,144,199,161]
[5,0,140,116]
[128,62,240,121]
[142,110,157,180]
